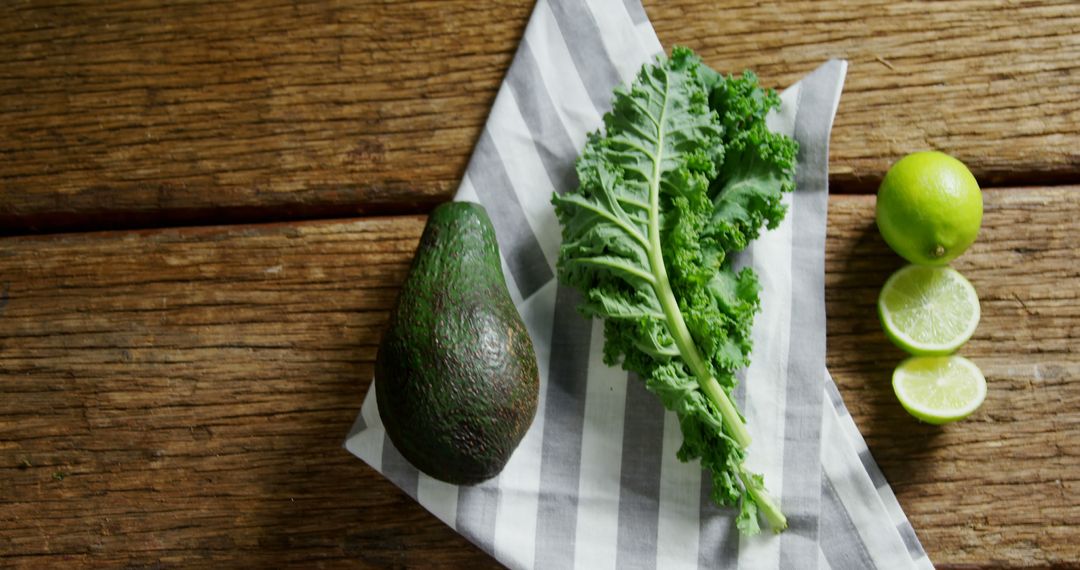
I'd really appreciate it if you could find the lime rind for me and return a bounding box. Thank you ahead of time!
[877,265,981,356]
[892,355,987,424]
[875,151,983,266]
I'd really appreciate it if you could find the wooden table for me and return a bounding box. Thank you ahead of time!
[1,1,1077,567]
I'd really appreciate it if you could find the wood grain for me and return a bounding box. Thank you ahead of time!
[0,0,532,234]
[0,215,499,568]
[653,0,1080,189]
[1,188,1076,567]
[825,189,1079,567]
[2,1,1078,234]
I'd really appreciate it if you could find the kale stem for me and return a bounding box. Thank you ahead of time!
[701,375,752,447]
[739,469,788,532]
[646,67,752,451]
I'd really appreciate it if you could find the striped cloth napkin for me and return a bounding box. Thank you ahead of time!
[346,1,934,568]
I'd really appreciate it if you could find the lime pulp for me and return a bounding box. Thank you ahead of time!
[892,355,987,424]
[878,265,980,356]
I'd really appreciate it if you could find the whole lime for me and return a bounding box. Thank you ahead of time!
[876,151,983,265]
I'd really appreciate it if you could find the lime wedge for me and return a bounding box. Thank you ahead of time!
[878,264,980,356]
[892,356,987,424]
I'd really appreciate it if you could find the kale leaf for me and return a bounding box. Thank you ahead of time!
[552,46,796,534]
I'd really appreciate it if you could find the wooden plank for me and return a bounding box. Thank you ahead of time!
[1,1,1077,234]
[0,187,1077,567]
[826,189,1080,566]
[653,0,1080,189]
[0,215,499,567]
[0,0,532,234]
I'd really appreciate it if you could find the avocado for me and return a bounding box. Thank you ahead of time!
[375,201,540,485]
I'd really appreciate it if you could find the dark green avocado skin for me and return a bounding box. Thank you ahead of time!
[375,201,540,485]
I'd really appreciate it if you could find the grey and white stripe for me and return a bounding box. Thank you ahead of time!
[572,318,628,569]
[622,0,649,25]
[698,480,740,569]
[381,433,419,500]
[858,447,889,489]
[346,1,931,569]
[824,375,848,416]
[457,480,501,554]
[778,58,847,568]
[468,130,555,299]
[614,377,666,570]
[533,286,593,569]
[505,37,582,196]
[821,474,878,570]
[823,370,934,569]
[698,371,747,567]
[545,0,623,113]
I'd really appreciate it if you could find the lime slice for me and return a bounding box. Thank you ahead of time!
[892,356,987,424]
[878,264,980,356]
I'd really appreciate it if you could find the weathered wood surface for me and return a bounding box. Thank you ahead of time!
[825,189,1079,567]
[1,188,1076,568]
[2,0,1077,234]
